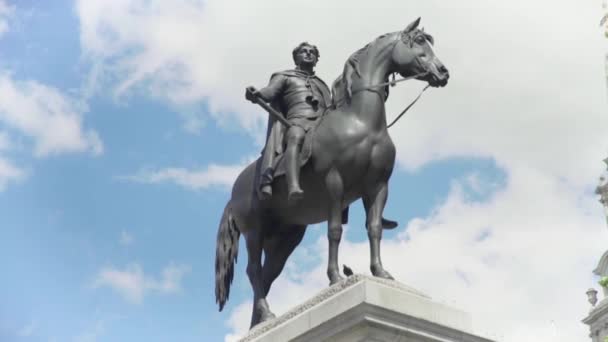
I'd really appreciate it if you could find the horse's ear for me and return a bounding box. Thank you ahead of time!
[404,17,421,33]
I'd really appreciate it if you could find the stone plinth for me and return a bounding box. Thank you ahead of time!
[583,297,608,342]
[238,275,494,342]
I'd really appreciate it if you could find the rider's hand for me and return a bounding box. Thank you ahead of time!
[245,86,260,103]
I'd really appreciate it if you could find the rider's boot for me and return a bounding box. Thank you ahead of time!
[342,206,399,229]
[259,168,273,201]
[286,128,304,203]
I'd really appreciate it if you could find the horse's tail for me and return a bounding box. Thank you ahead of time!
[215,201,240,311]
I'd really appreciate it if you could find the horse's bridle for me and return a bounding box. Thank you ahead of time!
[350,71,428,95]
[350,71,430,129]
[344,32,434,129]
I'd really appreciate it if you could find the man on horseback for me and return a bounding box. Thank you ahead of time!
[246,42,332,203]
[245,42,399,228]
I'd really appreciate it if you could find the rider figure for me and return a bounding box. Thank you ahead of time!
[246,42,331,203]
[245,43,398,228]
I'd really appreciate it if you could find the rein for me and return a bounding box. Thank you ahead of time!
[387,84,430,128]
[350,71,430,129]
[351,71,428,93]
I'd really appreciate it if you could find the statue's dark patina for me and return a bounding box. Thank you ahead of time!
[215,18,449,328]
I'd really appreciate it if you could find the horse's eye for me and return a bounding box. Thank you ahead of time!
[416,36,425,44]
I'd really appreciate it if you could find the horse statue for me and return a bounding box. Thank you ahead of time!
[215,18,449,328]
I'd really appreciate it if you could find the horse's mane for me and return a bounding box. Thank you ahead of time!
[331,28,434,108]
[331,32,398,108]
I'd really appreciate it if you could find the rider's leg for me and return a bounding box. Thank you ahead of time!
[285,125,305,202]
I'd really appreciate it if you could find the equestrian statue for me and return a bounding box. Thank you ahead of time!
[215,17,449,328]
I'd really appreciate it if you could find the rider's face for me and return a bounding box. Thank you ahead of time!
[295,46,318,68]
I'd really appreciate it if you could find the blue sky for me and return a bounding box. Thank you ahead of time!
[0,1,607,341]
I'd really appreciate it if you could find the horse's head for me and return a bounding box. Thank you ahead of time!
[392,18,449,88]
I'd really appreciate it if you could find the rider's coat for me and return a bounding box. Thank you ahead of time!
[257,69,332,194]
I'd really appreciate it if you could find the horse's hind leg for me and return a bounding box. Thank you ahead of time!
[244,227,273,328]
[262,225,306,296]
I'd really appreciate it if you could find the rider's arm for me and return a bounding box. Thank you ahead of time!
[257,74,287,102]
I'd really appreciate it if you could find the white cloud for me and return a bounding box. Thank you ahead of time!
[0,133,26,190]
[0,4,101,192]
[73,1,608,341]
[0,72,103,157]
[0,131,27,192]
[225,168,607,342]
[73,319,104,342]
[17,320,36,337]
[0,6,27,192]
[75,0,263,136]
[0,155,25,191]
[119,230,134,246]
[93,262,190,304]
[0,131,11,151]
[224,300,252,342]
[394,2,607,189]
[121,161,247,191]
[74,0,608,166]
[0,0,14,38]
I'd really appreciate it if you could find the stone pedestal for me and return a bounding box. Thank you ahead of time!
[239,275,494,342]
[583,297,608,342]
[585,250,608,341]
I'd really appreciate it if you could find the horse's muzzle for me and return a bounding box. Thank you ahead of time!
[428,71,449,88]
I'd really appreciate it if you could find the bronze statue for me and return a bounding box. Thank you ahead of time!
[215,18,449,328]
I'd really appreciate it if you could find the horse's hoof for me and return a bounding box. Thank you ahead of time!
[328,273,344,285]
[371,265,394,280]
[382,272,395,280]
[260,311,276,323]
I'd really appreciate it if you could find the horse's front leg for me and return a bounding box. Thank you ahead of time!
[325,168,344,285]
[364,182,394,280]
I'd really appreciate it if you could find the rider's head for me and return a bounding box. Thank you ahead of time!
[292,42,319,69]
